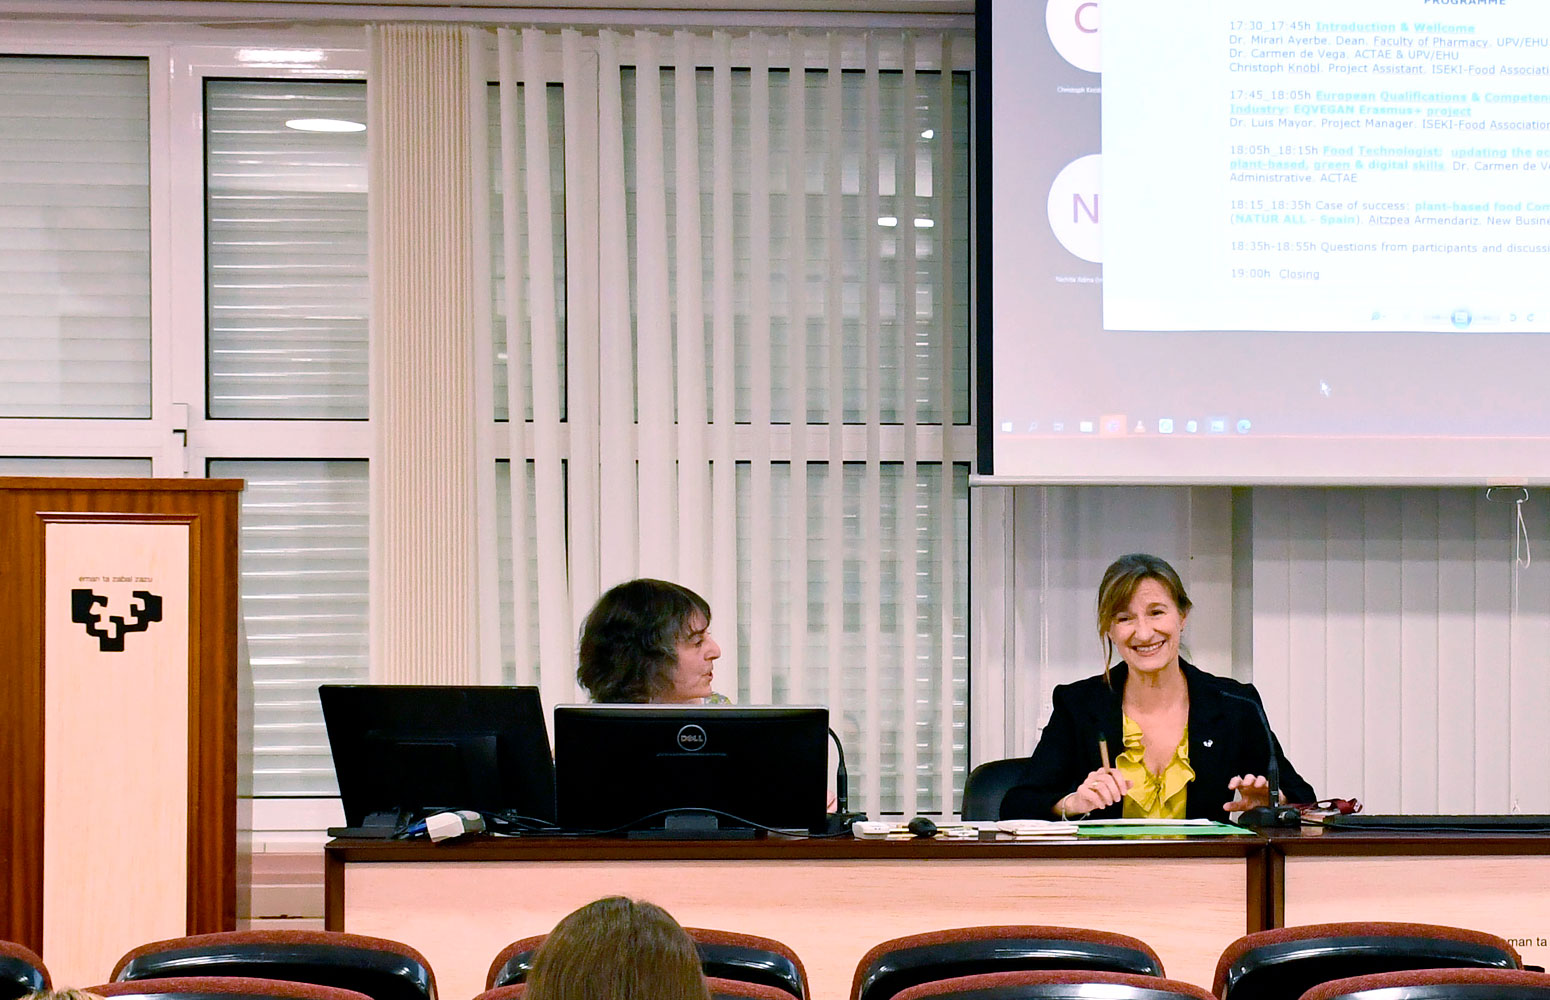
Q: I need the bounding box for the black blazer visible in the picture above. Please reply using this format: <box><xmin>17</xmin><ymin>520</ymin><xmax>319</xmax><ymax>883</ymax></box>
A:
<box><xmin>1003</xmin><ymin>659</ymin><xmax>1316</xmax><ymax>821</ymax></box>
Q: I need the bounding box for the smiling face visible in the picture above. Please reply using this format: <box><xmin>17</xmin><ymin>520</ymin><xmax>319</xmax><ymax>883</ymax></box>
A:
<box><xmin>1106</xmin><ymin>577</ymin><xmax>1186</xmax><ymax>676</ymax></box>
<box><xmin>663</xmin><ymin>613</ymin><xmax>721</xmax><ymax>702</ymax></box>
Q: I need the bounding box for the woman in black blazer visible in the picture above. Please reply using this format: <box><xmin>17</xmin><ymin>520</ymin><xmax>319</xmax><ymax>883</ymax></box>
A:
<box><xmin>1008</xmin><ymin>553</ymin><xmax>1314</xmax><ymax>821</ymax></box>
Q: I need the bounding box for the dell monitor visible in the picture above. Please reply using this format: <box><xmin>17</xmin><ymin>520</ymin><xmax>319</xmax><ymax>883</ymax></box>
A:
<box><xmin>553</xmin><ymin>704</ymin><xmax>829</xmax><ymax>838</ymax></box>
<box><xmin>320</xmin><ymin>684</ymin><xmax>556</xmax><ymax>836</ymax></box>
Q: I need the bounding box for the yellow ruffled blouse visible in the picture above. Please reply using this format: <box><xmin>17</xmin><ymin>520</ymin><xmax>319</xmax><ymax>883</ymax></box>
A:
<box><xmin>1115</xmin><ymin>715</ymin><xmax>1195</xmax><ymax>819</ymax></box>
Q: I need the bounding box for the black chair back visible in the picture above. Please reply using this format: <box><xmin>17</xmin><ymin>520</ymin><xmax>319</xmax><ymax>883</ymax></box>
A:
<box><xmin>115</xmin><ymin>934</ymin><xmax>435</xmax><ymax>1000</ymax></box>
<box><xmin>0</xmin><ymin>942</ymin><xmax>49</xmax><ymax>1000</ymax></box>
<box><xmin>1219</xmin><ymin>933</ymin><xmax>1520</xmax><ymax>1000</ymax></box>
<box><xmin>697</xmin><ymin>939</ymin><xmax>806</xmax><ymax>1000</ymax></box>
<box><xmin>855</xmin><ymin>932</ymin><xmax>1163</xmax><ymax>1000</ymax></box>
<box><xmin>960</xmin><ymin>760</ymin><xmax>1034</xmax><ymax>822</ymax></box>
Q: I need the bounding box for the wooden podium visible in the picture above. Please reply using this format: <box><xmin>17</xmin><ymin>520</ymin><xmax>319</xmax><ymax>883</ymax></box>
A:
<box><xmin>0</xmin><ymin>477</ymin><xmax>243</xmax><ymax>985</ymax></box>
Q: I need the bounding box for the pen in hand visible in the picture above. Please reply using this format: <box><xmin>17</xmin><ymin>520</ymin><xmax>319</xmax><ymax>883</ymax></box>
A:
<box><xmin>1099</xmin><ymin>737</ymin><xmax>1111</xmax><ymax>770</ymax></box>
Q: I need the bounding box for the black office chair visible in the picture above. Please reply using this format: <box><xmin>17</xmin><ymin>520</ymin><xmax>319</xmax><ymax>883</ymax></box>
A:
<box><xmin>1214</xmin><ymin>922</ymin><xmax>1521</xmax><ymax>1000</ymax></box>
<box><xmin>892</xmin><ymin>970</ymin><xmax>1213</xmax><ymax>1000</ymax></box>
<box><xmin>961</xmin><ymin>759</ymin><xmax>1034</xmax><ymax>821</ymax></box>
<box><xmin>113</xmin><ymin>931</ymin><xmax>437</xmax><ymax>1000</ymax></box>
<box><xmin>1301</xmin><ymin>968</ymin><xmax>1550</xmax><ymax>1000</ymax></box>
<box><xmin>851</xmin><ymin>926</ymin><xmax>1165</xmax><ymax>1000</ymax></box>
<box><xmin>0</xmin><ymin>940</ymin><xmax>48</xmax><ymax>1000</ymax></box>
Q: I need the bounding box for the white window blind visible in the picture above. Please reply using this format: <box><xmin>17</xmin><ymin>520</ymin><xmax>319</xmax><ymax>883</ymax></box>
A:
<box><xmin>211</xmin><ymin>459</ymin><xmax>370</xmax><ymax>797</ymax></box>
<box><xmin>0</xmin><ymin>457</ymin><xmax>151</xmax><ymax>476</ymax></box>
<box><xmin>205</xmin><ymin>79</ymin><xmax>368</xmax><ymax>419</ymax></box>
<box><xmin>490</xmin><ymin>29</ymin><xmax>974</xmax><ymax>817</ymax></box>
<box><xmin>0</xmin><ymin>56</ymin><xmax>150</xmax><ymax>418</ymax></box>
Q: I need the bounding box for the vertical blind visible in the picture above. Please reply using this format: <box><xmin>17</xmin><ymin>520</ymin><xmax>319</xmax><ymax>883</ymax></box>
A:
<box><xmin>0</xmin><ymin>56</ymin><xmax>150</xmax><ymax>418</ymax></box>
<box><xmin>205</xmin><ymin>79</ymin><xmax>368</xmax><ymax>419</ymax></box>
<box><xmin>490</xmin><ymin>29</ymin><xmax>973</xmax><ymax>816</ymax></box>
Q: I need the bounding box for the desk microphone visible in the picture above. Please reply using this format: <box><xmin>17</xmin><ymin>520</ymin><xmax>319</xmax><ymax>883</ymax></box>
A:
<box><xmin>827</xmin><ymin>727</ymin><xmax>868</xmax><ymax>833</ymax></box>
<box><xmin>1219</xmin><ymin>689</ymin><xmax>1300</xmax><ymax>828</ymax></box>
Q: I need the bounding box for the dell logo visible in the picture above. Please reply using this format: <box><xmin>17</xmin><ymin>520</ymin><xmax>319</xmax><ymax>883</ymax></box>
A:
<box><xmin>676</xmin><ymin>724</ymin><xmax>708</xmax><ymax>752</ymax></box>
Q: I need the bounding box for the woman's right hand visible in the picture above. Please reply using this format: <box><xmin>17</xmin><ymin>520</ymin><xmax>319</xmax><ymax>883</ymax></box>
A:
<box><xmin>1056</xmin><ymin>767</ymin><xmax>1133</xmax><ymax>818</ymax></box>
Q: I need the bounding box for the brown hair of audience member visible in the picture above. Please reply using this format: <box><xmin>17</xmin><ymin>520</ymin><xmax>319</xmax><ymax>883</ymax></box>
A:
<box><xmin>25</xmin><ymin>991</ymin><xmax>105</xmax><ymax>1000</ymax></box>
<box><xmin>525</xmin><ymin>896</ymin><xmax>710</xmax><ymax>1000</ymax></box>
<box><xmin>1095</xmin><ymin>552</ymin><xmax>1193</xmax><ymax>685</ymax></box>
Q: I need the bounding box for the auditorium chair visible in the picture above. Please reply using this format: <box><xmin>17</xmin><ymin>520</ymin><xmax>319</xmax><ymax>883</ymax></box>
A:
<box><xmin>1300</xmin><ymin>968</ymin><xmax>1550</xmax><ymax>1000</ymax></box>
<box><xmin>960</xmin><ymin>759</ymin><xmax>1034</xmax><ymax>821</ymax></box>
<box><xmin>892</xmin><ymin>970</ymin><xmax>1216</xmax><ymax>1000</ymax></box>
<box><xmin>92</xmin><ymin>977</ymin><xmax>374</xmax><ymax>1000</ymax></box>
<box><xmin>0</xmin><ymin>940</ymin><xmax>48</xmax><ymax>1000</ymax></box>
<box><xmin>851</xmin><ymin>926</ymin><xmax>1165</xmax><ymax>1000</ymax></box>
<box><xmin>112</xmin><ymin>931</ymin><xmax>436</xmax><ymax>1000</ymax></box>
<box><xmin>488</xmin><ymin>927</ymin><xmax>808</xmax><ymax>999</ymax></box>
<box><xmin>1214</xmin><ymin>922</ymin><xmax>1522</xmax><ymax>1000</ymax></box>
<box><xmin>485</xmin><ymin>938</ymin><xmax>546</xmax><ymax>990</ymax></box>
<box><xmin>471</xmin><ymin>987</ymin><xmax>524</xmax><ymax>1000</ymax></box>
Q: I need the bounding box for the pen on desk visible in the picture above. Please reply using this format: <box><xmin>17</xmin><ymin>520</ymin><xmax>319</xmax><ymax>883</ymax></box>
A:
<box><xmin>1098</xmin><ymin>737</ymin><xmax>1111</xmax><ymax>770</ymax></box>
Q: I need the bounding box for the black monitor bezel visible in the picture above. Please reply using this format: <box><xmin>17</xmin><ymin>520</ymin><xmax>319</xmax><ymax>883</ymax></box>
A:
<box><xmin>320</xmin><ymin>684</ymin><xmax>556</xmax><ymax>827</ymax></box>
<box><xmin>553</xmin><ymin>703</ymin><xmax>829</xmax><ymax>835</ymax></box>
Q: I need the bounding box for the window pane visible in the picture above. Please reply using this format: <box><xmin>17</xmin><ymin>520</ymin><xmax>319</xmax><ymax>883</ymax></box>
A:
<box><xmin>0</xmin><ymin>56</ymin><xmax>150</xmax><ymax>418</ymax></box>
<box><xmin>490</xmin><ymin>82</ymin><xmax>567</xmax><ymax>423</ymax></box>
<box><xmin>206</xmin><ymin>80</ymin><xmax>368</xmax><ymax>419</ymax></box>
<box><xmin>211</xmin><ymin>459</ymin><xmax>369</xmax><ymax>796</ymax></box>
<box><xmin>0</xmin><ymin>457</ymin><xmax>151</xmax><ymax>476</ymax></box>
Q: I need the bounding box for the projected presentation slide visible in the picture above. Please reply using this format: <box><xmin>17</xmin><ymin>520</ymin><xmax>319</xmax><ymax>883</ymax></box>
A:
<box><xmin>1103</xmin><ymin>3</ymin><xmax>1550</xmax><ymax>333</ymax></box>
<box><xmin>988</xmin><ymin>0</ymin><xmax>1550</xmax><ymax>483</ymax></box>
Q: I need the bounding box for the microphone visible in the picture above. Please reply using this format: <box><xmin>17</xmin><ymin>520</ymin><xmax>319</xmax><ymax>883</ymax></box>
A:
<box><xmin>826</xmin><ymin>727</ymin><xmax>868</xmax><ymax>833</ymax></box>
<box><xmin>1218</xmin><ymin>689</ymin><xmax>1301</xmax><ymax>828</ymax></box>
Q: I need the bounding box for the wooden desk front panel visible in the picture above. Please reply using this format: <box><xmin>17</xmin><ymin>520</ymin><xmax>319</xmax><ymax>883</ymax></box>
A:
<box><xmin>1284</xmin><ymin>854</ymin><xmax>1550</xmax><ymax>970</ymax></box>
<box><xmin>343</xmin><ymin>856</ymin><xmax>1246</xmax><ymax>1000</ymax></box>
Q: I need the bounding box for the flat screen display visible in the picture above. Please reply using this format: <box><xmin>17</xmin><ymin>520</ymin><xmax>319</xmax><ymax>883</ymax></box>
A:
<box><xmin>553</xmin><ymin>704</ymin><xmax>829</xmax><ymax>836</ymax></box>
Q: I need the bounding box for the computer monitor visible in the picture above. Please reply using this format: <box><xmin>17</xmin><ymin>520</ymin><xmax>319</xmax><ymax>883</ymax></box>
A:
<box><xmin>320</xmin><ymin>684</ymin><xmax>556</xmax><ymax>835</ymax></box>
<box><xmin>553</xmin><ymin>704</ymin><xmax>829</xmax><ymax>838</ymax></box>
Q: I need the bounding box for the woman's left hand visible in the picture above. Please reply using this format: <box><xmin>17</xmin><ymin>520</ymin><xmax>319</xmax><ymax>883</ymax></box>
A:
<box><xmin>1223</xmin><ymin>773</ymin><xmax>1282</xmax><ymax>812</ymax></box>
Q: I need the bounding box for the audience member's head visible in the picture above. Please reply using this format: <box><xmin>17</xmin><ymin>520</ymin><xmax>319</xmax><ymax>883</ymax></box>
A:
<box><xmin>577</xmin><ymin>578</ymin><xmax>719</xmax><ymax>703</ymax></box>
<box><xmin>24</xmin><ymin>991</ymin><xmax>105</xmax><ymax>1000</ymax></box>
<box><xmin>525</xmin><ymin>896</ymin><xmax>710</xmax><ymax>1000</ymax></box>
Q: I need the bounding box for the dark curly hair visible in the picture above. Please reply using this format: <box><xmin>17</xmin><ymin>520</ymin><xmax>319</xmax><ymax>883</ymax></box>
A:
<box><xmin>577</xmin><ymin>578</ymin><xmax>712</xmax><ymax>703</ymax></box>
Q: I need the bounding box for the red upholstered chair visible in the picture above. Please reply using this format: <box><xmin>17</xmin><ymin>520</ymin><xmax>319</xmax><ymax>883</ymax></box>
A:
<box><xmin>90</xmin><ymin>976</ymin><xmax>375</xmax><ymax>1000</ymax></box>
<box><xmin>0</xmin><ymin>940</ymin><xmax>49</xmax><ymax>1000</ymax></box>
<box><xmin>706</xmin><ymin>978</ymin><xmax>801</xmax><ymax>1000</ymax></box>
<box><xmin>112</xmin><ymin>931</ymin><xmax>436</xmax><ymax>1000</ymax></box>
<box><xmin>485</xmin><ymin>937</ymin><xmax>547</xmax><ymax>990</ymax></box>
<box><xmin>893</xmin><ymin>971</ymin><xmax>1215</xmax><ymax>1000</ymax></box>
<box><xmin>1299</xmin><ymin>968</ymin><xmax>1550</xmax><ymax>1000</ymax></box>
<box><xmin>489</xmin><ymin>927</ymin><xmax>807</xmax><ymax>999</ymax></box>
<box><xmin>471</xmin><ymin>986</ymin><xmax>526</xmax><ymax>1000</ymax></box>
<box><xmin>851</xmin><ymin>926</ymin><xmax>1165</xmax><ymax>1000</ymax></box>
<box><xmin>683</xmin><ymin>928</ymin><xmax>809</xmax><ymax>1000</ymax></box>
<box><xmin>1214</xmin><ymin>923</ymin><xmax>1522</xmax><ymax>1000</ymax></box>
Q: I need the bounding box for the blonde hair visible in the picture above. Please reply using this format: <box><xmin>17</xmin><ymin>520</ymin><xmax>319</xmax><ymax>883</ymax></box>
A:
<box><xmin>1095</xmin><ymin>553</ymin><xmax>1192</xmax><ymax>683</ymax></box>
<box><xmin>526</xmin><ymin>896</ymin><xmax>710</xmax><ymax>1000</ymax></box>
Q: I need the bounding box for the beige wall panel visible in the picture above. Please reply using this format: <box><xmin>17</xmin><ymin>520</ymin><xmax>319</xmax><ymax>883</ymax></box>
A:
<box><xmin>43</xmin><ymin>521</ymin><xmax>190</xmax><ymax>985</ymax></box>
<box><xmin>345</xmin><ymin>857</ymin><xmax>1246</xmax><ymax>998</ymax></box>
<box><xmin>1285</xmin><ymin>855</ymin><xmax>1550</xmax><ymax>970</ymax></box>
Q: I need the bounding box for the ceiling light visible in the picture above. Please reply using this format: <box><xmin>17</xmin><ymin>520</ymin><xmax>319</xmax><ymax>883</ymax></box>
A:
<box><xmin>286</xmin><ymin>118</ymin><xmax>366</xmax><ymax>133</ymax></box>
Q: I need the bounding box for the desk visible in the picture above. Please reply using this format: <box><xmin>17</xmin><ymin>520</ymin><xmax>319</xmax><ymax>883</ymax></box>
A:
<box><xmin>325</xmin><ymin>837</ymin><xmax>1264</xmax><ymax>1000</ymax></box>
<box><xmin>1269</xmin><ymin>828</ymin><xmax>1550</xmax><ymax>970</ymax></box>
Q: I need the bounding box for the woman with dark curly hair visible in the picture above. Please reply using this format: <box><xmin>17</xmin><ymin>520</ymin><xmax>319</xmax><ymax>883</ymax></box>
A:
<box><xmin>576</xmin><ymin>578</ymin><xmax>729</xmax><ymax>704</ymax></box>
<box><xmin>525</xmin><ymin>896</ymin><xmax>710</xmax><ymax>1000</ymax></box>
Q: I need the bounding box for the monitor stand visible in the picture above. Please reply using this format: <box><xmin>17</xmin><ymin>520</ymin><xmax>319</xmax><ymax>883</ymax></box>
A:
<box><xmin>627</xmin><ymin>812</ymin><xmax>758</xmax><ymax>841</ymax></box>
<box><xmin>327</xmin><ymin>809</ymin><xmax>404</xmax><ymax>839</ymax></box>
